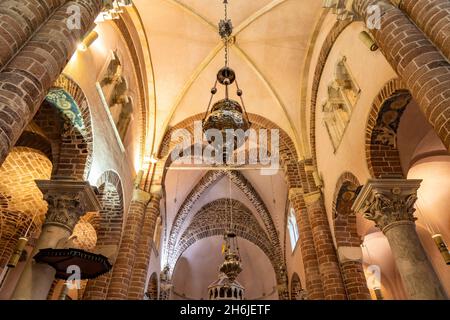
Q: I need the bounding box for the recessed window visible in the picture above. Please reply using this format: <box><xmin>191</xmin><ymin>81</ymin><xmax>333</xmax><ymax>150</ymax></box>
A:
<box><xmin>287</xmin><ymin>207</ymin><xmax>299</xmax><ymax>251</ymax></box>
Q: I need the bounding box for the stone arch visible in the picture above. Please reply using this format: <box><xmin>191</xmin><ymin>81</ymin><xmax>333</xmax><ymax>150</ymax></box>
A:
<box><xmin>82</xmin><ymin>170</ymin><xmax>124</xmax><ymax>300</ymax></box>
<box><xmin>171</xmin><ymin>198</ymin><xmax>282</xmax><ymax>285</ymax></box>
<box><xmin>332</xmin><ymin>172</ymin><xmax>371</xmax><ymax>300</ymax></box>
<box><xmin>165</xmin><ymin>170</ymin><xmax>283</xmax><ymax>276</ymax></box>
<box><xmin>145</xmin><ymin>272</ymin><xmax>158</xmax><ymax>300</ymax></box>
<box><xmin>365</xmin><ymin>79</ymin><xmax>412</xmax><ymax>178</ymax></box>
<box><xmin>290</xmin><ymin>273</ymin><xmax>305</xmax><ymax>300</ymax></box>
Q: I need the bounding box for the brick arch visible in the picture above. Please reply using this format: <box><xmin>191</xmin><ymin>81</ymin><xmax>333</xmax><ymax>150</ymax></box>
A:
<box><xmin>50</xmin><ymin>73</ymin><xmax>94</xmax><ymax>179</ymax></box>
<box><xmin>290</xmin><ymin>272</ymin><xmax>305</xmax><ymax>300</ymax></box>
<box><xmin>15</xmin><ymin>130</ymin><xmax>52</xmax><ymax>161</ymax></box>
<box><xmin>332</xmin><ymin>172</ymin><xmax>361</xmax><ymax>248</ymax></box>
<box><xmin>145</xmin><ymin>272</ymin><xmax>158</xmax><ymax>300</ymax></box>
<box><xmin>165</xmin><ymin>170</ymin><xmax>283</xmax><ymax>276</ymax></box>
<box><xmin>365</xmin><ymin>79</ymin><xmax>412</xmax><ymax>178</ymax></box>
<box><xmin>82</xmin><ymin>170</ymin><xmax>124</xmax><ymax>300</ymax></box>
<box><xmin>171</xmin><ymin>198</ymin><xmax>283</xmax><ymax>285</ymax></box>
<box><xmin>152</xmin><ymin>113</ymin><xmax>301</xmax><ymax>190</ymax></box>
<box><xmin>332</xmin><ymin>172</ymin><xmax>371</xmax><ymax>300</ymax></box>
<box><xmin>0</xmin><ymin>147</ymin><xmax>52</xmax><ymax>267</ymax></box>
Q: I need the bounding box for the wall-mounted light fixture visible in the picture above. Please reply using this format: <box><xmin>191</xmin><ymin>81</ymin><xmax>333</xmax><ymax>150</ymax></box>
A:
<box><xmin>77</xmin><ymin>30</ymin><xmax>99</xmax><ymax>51</ymax></box>
<box><xmin>359</xmin><ymin>31</ymin><xmax>379</xmax><ymax>52</ymax></box>
<box><xmin>432</xmin><ymin>234</ymin><xmax>450</xmax><ymax>265</ymax></box>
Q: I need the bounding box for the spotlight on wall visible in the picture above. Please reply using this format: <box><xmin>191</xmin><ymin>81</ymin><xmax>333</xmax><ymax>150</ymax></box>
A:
<box><xmin>432</xmin><ymin>234</ymin><xmax>450</xmax><ymax>265</ymax></box>
<box><xmin>359</xmin><ymin>31</ymin><xmax>379</xmax><ymax>51</ymax></box>
<box><xmin>77</xmin><ymin>30</ymin><xmax>99</xmax><ymax>52</ymax></box>
<box><xmin>7</xmin><ymin>237</ymin><xmax>28</xmax><ymax>268</ymax></box>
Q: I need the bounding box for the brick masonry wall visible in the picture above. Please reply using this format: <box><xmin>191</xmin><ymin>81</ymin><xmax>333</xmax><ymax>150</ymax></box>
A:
<box><xmin>401</xmin><ymin>0</ymin><xmax>450</xmax><ymax>60</ymax></box>
<box><xmin>353</xmin><ymin>0</ymin><xmax>450</xmax><ymax>151</ymax></box>
<box><xmin>0</xmin><ymin>0</ymin><xmax>102</xmax><ymax>166</ymax></box>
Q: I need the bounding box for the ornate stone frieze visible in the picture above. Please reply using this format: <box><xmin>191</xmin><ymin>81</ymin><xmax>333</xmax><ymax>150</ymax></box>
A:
<box><xmin>351</xmin><ymin>178</ymin><xmax>422</xmax><ymax>232</ymax></box>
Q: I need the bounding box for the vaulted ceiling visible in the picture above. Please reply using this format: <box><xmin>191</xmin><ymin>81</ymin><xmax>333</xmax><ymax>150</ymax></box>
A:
<box><xmin>131</xmin><ymin>0</ymin><xmax>325</xmax><ymax>299</ymax></box>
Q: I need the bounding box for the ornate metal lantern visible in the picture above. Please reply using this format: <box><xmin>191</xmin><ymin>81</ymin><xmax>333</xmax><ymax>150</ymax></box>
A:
<box><xmin>208</xmin><ymin>232</ymin><xmax>245</xmax><ymax>300</ymax></box>
<box><xmin>202</xmin><ymin>0</ymin><xmax>251</xmax><ymax>159</ymax></box>
<box><xmin>219</xmin><ymin>231</ymin><xmax>242</xmax><ymax>281</ymax></box>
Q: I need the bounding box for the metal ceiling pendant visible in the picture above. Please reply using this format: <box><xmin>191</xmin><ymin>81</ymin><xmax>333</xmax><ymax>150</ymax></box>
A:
<box><xmin>208</xmin><ymin>232</ymin><xmax>245</xmax><ymax>300</ymax></box>
<box><xmin>202</xmin><ymin>0</ymin><xmax>251</xmax><ymax>160</ymax></box>
<box><xmin>219</xmin><ymin>231</ymin><xmax>242</xmax><ymax>281</ymax></box>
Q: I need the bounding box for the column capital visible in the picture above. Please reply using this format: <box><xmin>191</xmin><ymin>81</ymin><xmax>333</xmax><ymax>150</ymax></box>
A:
<box><xmin>303</xmin><ymin>190</ymin><xmax>322</xmax><ymax>205</ymax></box>
<box><xmin>36</xmin><ymin>180</ymin><xmax>101</xmax><ymax>232</ymax></box>
<box><xmin>288</xmin><ymin>188</ymin><xmax>303</xmax><ymax>201</ymax></box>
<box><xmin>352</xmin><ymin>178</ymin><xmax>422</xmax><ymax>232</ymax></box>
<box><xmin>132</xmin><ymin>188</ymin><xmax>151</xmax><ymax>203</ymax></box>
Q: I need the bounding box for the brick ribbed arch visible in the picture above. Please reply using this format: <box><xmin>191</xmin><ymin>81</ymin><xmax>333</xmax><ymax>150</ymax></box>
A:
<box><xmin>151</xmin><ymin>113</ymin><xmax>302</xmax><ymax>190</ymax></box>
<box><xmin>172</xmin><ymin>198</ymin><xmax>281</xmax><ymax>284</ymax></box>
<box><xmin>165</xmin><ymin>170</ymin><xmax>283</xmax><ymax>273</ymax></box>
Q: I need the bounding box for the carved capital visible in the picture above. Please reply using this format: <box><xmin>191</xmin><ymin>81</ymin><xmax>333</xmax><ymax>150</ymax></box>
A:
<box><xmin>288</xmin><ymin>188</ymin><xmax>303</xmax><ymax>201</ymax></box>
<box><xmin>36</xmin><ymin>180</ymin><xmax>101</xmax><ymax>232</ymax></box>
<box><xmin>352</xmin><ymin>179</ymin><xmax>421</xmax><ymax>232</ymax></box>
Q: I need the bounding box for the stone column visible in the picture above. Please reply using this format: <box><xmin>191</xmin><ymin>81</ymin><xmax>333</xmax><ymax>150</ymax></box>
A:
<box><xmin>398</xmin><ymin>0</ymin><xmax>450</xmax><ymax>60</ymax></box>
<box><xmin>128</xmin><ymin>187</ymin><xmax>162</xmax><ymax>300</ymax></box>
<box><xmin>106</xmin><ymin>188</ymin><xmax>150</xmax><ymax>300</ymax></box>
<box><xmin>328</xmin><ymin>0</ymin><xmax>450</xmax><ymax>151</ymax></box>
<box><xmin>0</xmin><ymin>0</ymin><xmax>102</xmax><ymax>165</ymax></box>
<box><xmin>337</xmin><ymin>246</ymin><xmax>371</xmax><ymax>300</ymax></box>
<box><xmin>352</xmin><ymin>178</ymin><xmax>448</xmax><ymax>300</ymax></box>
<box><xmin>11</xmin><ymin>180</ymin><xmax>100</xmax><ymax>300</ymax></box>
<box><xmin>288</xmin><ymin>188</ymin><xmax>324</xmax><ymax>299</ymax></box>
<box><xmin>304</xmin><ymin>191</ymin><xmax>347</xmax><ymax>299</ymax></box>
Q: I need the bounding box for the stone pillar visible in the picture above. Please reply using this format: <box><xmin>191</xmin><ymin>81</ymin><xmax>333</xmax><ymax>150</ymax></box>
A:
<box><xmin>11</xmin><ymin>180</ymin><xmax>100</xmax><ymax>300</ymax></box>
<box><xmin>128</xmin><ymin>188</ymin><xmax>162</xmax><ymax>300</ymax></box>
<box><xmin>0</xmin><ymin>0</ymin><xmax>67</xmax><ymax>68</ymax></box>
<box><xmin>304</xmin><ymin>191</ymin><xmax>347</xmax><ymax>299</ymax></box>
<box><xmin>288</xmin><ymin>188</ymin><xmax>324</xmax><ymax>299</ymax></box>
<box><xmin>337</xmin><ymin>246</ymin><xmax>371</xmax><ymax>300</ymax></box>
<box><xmin>399</xmin><ymin>0</ymin><xmax>450</xmax><ymax>60</ymax></box>
<box><xmin>328</xmin><ymin>0</ymin><xmax>450</xmax><ymax>151</ymax></box>
<box><xmin>352</xmin><ymin>178</ymin><xmax>448</xmax><ymax>300</ymax></box>
<box><xmin>0</xmin><ymin>0</ymin><xmax>102</xmax><ymax>166</ymax></box>
<box><xmin>106</xmin><ymin>188</ymin><xmax>150</xmax><ymax>300</ymax></box>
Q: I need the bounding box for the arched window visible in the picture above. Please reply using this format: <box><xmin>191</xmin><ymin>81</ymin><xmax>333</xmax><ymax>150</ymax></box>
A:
<box><xmin>287</xmin><ymin>207</ymin><xmax>299</xmax><ymax>251</ymax></box>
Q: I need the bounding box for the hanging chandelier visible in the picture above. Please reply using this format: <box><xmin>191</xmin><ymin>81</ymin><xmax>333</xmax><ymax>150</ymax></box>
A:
<box><xmin>208</xmin><ymin>231</ymin><xmax>245</xmax><ymax>300</ymax></box>
<box><xmin>202</xmin><ymin>0</ymin><xmax>251</xmax><ymax>160</ymax></box>
<box><xmin>219</xmin><ymin>231</ymin><xmax>242</xmax><ymax>281</ymax></box>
